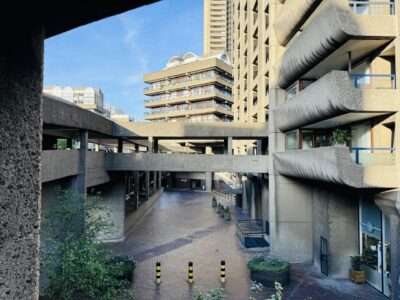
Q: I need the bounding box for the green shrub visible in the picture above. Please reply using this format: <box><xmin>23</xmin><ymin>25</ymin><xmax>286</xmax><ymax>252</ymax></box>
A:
<box><xmin>41</xmin><ymin>189</ymin><xmax>135</xmax><ymax>300</ymax></box>
<box><xmin>247</xmin><ymin>257</ymin><xmax>289</xmax><ymax>273</ymax></box>
<box><xmin>193</xmin><ymin>288</ymin><xmax>225</xmax><ymax>300</ymax></box>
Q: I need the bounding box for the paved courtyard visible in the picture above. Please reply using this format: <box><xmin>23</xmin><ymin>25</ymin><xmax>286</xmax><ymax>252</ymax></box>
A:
<box><xmin>111</xmin><ymin>191</ymin><xmax>387</xmax><ymax>300</ymax></box>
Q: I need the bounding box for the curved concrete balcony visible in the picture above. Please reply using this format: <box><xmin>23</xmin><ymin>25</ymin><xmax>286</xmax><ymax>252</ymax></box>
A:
<box><xmin>144</xmin><ymin>76</ymin><xmax>233</xmax><ymax>96</ymax></box>
<box><xmin>274</xmin><ymin>146</ymin><xmax>398</xmax><ymax>188</ymax></box>
<box><xmin>278</xmin><ymin>0</ymin><xmax>396</xmax><ymax>89</ymax></box>
<box><xmin>274</xmin><ymin>71</ymin><xmax>400</xmax><ymax>132</ymax></box>
<box><xmin>144</xmin><ymin>106</ymin><xmax>233</xmax><ymax>121</ymax></box>
<box><xmin>275</xmin><ymin>0</ymin><xmax>323</xmax><ymax>46</ymax></box>
<box><xmin>144</xmin><ymin>90</ymin><xmax>232</xmax><ymax>108</ymax></box>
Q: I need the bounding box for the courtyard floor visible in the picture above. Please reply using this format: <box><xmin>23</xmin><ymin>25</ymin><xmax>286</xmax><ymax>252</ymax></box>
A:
<box><xmin>110</xmin><ymin>191</ymin><xmax>387</xmax><ymax>300</ymax></box>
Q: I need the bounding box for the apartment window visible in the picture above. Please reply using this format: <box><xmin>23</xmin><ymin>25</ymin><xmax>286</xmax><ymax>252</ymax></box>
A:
<box><xmin>286</xmin><ymin>131</ymin><xmax>299</xmax><ymax>150</ymax></box>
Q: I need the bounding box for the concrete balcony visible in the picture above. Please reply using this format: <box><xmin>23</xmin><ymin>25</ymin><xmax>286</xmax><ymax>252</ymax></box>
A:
<box><xmin>278</xmin><ymin>0</ymin><xmax>396</xmax><ymax>89</ymax></box>
<box><xmin>144</xmin><ymin>76</ymin><xmax>233</xmax><ymax>96</ymax></box>
<box><xmin>274</xmin><ymin>71</ymin><xmax>400</xmax><ymax>132</ymax></box>
<box><xmin>274</xmin><ymin>146</ymin><xmax>399</xmax><ymax>188</ymax></box>
<box><xmin>144</xmin><ymin>89</ymin><xmax>232</xmax><ymax>108</ymax></box>
<box><xmin>144</xmin><ymin>105</ymin><xmax>233</xmax><ymax>121</ymax></box>
<box><xmin>275</xmin><ymin>0</ymin><xmax>323</xmax><ymax>46</ymax></box>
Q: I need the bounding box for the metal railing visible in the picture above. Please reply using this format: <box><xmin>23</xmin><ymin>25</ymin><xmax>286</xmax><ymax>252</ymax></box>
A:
<box><xmin>236</xmin><ymin>219</ymin><xmax>264</xmax><ymax>237</ymax></box>
<box><xmin>144</xmin><ymin>74</ymin><xmax>233</xmax><ymax>92</ymax></box>
<box><xmin>349</xmin><ymin>1</ymin><xmax>395</xmax><ymax>15</ymax></box>
<box><xmin>350</xmin><ymin>73</ymin><xmax>396</xmax><ymax>89</ymax></box>
<box><xmin>351</xmin><ymin>147</ymin><xmax>395</xmax><ymax>165</ymax></box>
<box><xmin>144</xmin><ymin>102</ymin><xmax>232</xmax><ymax>116</ymax></box>
<box><xmin>144</xmin><ymin>88</ymin><xmax>232</xmax><ymax>104</ymax></box>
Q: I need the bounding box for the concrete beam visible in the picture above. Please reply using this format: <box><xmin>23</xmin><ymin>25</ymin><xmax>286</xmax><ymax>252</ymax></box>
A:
<box><xmin>106</xmin><ymin>153</ymin><xmax>269</xmax><ymax>173</ymax></box>
<box><xmin>114</xmin><ymin>121</ymin><xmax>268</xmax><ymax>139</ymax></box>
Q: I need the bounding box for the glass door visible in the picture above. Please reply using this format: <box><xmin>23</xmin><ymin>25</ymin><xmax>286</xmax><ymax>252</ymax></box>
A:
<box><xmin>360</xmin><ymin>199</ymin><xmax>383</xmax><ymax>291</ymax></box>
<box><xmin>383</xmin><ymin>215</ymin><xmax>391</xmax><ymax>297</ymax></box>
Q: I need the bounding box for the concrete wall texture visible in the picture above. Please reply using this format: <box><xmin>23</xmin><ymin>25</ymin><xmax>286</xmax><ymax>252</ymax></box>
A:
<box><xmin>0</xmin><ymin>27</ymin><xmax>44</xmax><ymax>299</ymax></box>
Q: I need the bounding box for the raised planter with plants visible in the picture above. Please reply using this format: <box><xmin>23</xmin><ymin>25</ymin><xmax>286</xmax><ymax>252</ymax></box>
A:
<box><xmin>247</xmin><ymin>257</ymin><xmax>290</xmax><ymax>287</ymax></box>
<box><xmin>331</xmin><ymin>128</ymin><xmax>351</xmax><ymax>146</ymax></box>
<box><xmin>350</xmin><ymin>256</ymin><xmax>366</xmax><ymax>284</ymax></box>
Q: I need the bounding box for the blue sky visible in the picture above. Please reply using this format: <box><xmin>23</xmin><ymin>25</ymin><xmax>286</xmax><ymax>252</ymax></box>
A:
<box><xmin>44</xmin><ymin>0</ymin><xmax>203</xmax><ymax>120</ymax></box>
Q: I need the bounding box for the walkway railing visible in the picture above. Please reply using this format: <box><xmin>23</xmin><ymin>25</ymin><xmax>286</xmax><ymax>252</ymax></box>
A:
<box><xmin>351</xmin><ymin>147</ymin><xmax>395</xmax><ymax>165</ymax></box>
<box><xmin>349</xmin><ymin>1</ymin><xmax>395</xmax><ymax>15</ymax></box>
<box><xmin>350</xmin><ymin>73</ymin><xmax>396</xmax><ymax>89</ymax></box>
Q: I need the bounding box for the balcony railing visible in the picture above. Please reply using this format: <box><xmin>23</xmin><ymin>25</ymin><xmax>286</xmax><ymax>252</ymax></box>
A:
<box><xmin>351</xmin><ymin>73</ymin><xmax>396</xmax><ymax>89</ymax></box>
<box><xmin>144</xmin><ymin>102</ymin><xmax>232</xmax><ymax>116</ymax></box>
<box><xmin>144</xmin><ymin>74</ymin><xmax>233</xmax><ymax>92</ymax></box>
<box><xmin>349</xmin><ymin>1</ymin><xmax>395</xmax><ymax>15</ymax></box>
<box><xmin>144</xmin><ymin>88</ymin><xmax>232</xmax><ymax>104</ymax></box>
<box><xmin>351</xmin><ymin>147</ymin><xmax>395</xmax><ymax>165</ymax></box>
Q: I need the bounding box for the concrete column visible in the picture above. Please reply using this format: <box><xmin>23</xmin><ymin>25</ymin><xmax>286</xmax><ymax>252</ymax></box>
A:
<box><xmin>205</xmin><ymin>146</ymin><xmax>213</xmax><ymax>154</ymax></box>
<box><xmin>134</xmin><ymin>143</ymin><xmax>139</xmax><ymax>152</ymax></box>
<box><xmin>390</xmin><ymin>215</ymin><xmax>400</xmax><ymax>300</ymax></box>
<box><xmin>117</xmin><ymin>138</ymin><xmax>123</xmax><ymax>153</ymax></box>
<box><xmin>158</xmin><ymin>171</ymin><xmax>162</xmax><ymax>188</ymax></box>
<box><xmin>148</xmin><ymin>137</ymin><xmax>158</xmax><ymax>153</ymax></box>
<box><xmin>134</xmin><ymin>172</ymin><xmax>140</xmax><ymax>209</ymax></box>
<box><xmin>70</xmin><ymin>130</ymin><xmax>88</xmax><ymax>234</ymax></box>
<box><xmin>224</xmin><ymin>137</ymin><xmax>233</xmax><ymax>154</ymax></box>
<box><xmin>145</xmin><ymin>171</ymin><xmax>150</xmax><ymax>200</ymax></box>
<box><xmin>152</xmin><ymin>171</ymin><xmax>157</xmax><ymax>192</ymax></box>
<box><xmin>205</xmin><ymin>172</ymin><xmax>213</xmax><ymax>192</ymax></box>
<box><xmin>0</xmin><ymin>26</ymin><xmax>44</xmax><ymax>299</ymax></box>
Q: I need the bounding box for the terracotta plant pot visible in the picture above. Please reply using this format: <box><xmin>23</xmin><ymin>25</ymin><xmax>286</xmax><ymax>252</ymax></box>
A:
<box><xmin>350</xmin><ymin>270</ymin><xmax>366</xmax><ymax>284</ymax></box>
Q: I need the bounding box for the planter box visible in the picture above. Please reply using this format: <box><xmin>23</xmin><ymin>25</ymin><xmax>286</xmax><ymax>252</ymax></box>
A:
<box><xmin>350</xmin><ymin>270</ymin><xmax>366</xmax><ymax>284</ymax></box>
<box><xmin>250</xmin><ymin>267</ymin><xmax>290</xmax><ymax>287</ymax></box>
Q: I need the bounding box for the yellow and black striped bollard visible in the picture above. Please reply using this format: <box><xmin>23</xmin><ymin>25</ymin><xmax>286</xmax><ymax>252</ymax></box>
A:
<box><xmin>220</xmin><ymin>260</ymin><xmax>226</xmax><ymax>283</ymax></box>
<box><xmin>188</xmin><ymin>261</ymin><xmax>194</xmax><ymax>284</ymax></box>
<box><xmin>155</xmin><ymin>262</ymin><xmax>161</xmax><ymax>284</ymax></box>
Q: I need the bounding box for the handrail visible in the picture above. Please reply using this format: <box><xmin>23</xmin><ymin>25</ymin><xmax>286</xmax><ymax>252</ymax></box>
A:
<box><xmin>351</xmin><ymin>147</ymin><xmax>395</xmax><ymax>164</ymax></box>
<box><xmin>349</xmin><ymin>0</ymin><xmax>395</xmax><ymax>15</ymax></box>
<box><xmin>350</xmin><ymin>73</ymin><xmax>396</xmax><ymax>89</ymax></box>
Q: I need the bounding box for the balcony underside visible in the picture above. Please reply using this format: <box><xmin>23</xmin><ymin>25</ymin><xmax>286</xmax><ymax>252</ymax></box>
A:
<box><xmin>275</xmin><ymin>71</ymin><xmax>399</xmax><ymax>131</ymax></box>
<box><xmin>275</xmin><ymin>0</ymin><xmax>323</xmax><ymax>46</ymax></box>
<box><xmin>145</xmin><ymin>107</ymin><xmax>233</xmax><ymax>121</ymax></box>
<box><xmin>278</xmin><ymin>0</ymin><xmax>396</xmax><ymax>89</ymax></box>
<box><xmin>274</xmin><ymin>147</ymin><xmax>398</xmax><ymax>189</ymax></box>
<box><xmin>145</xmin><ymin>93</ymin><xmax>232</xmax><ymax>108</ymax></box>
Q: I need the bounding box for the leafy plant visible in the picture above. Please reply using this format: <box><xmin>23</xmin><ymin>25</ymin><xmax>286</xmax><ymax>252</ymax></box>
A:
<box><xmin>193</xmin><ymin>288</ymin><xmax>225</xmax><ymax>300</ymax></box>
<box><xmin>247</xmin><ymin>257</ymin><xmax>289</xmax><ymax>273</ymax></box>
<box><xmin>41</xmin><ymin>189</ymin><xmax>135</xmax><ymax>300</ymax></box>
<box><xmin>331</xmin><ymin>128</ymin><xmax>351</xmax><ymax>146</ymax></box>
<box><xmin>266</xmin><ymin>282</ymin><xmax>284</xmax><ymax>300</ymax></box>
<box><xmin>351</xmin><ymin>256</ymin><xmax>364</xmax><ymax>271</ymax></box>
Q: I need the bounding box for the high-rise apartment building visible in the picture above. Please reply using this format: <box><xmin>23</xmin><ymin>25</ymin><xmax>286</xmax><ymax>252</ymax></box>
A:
<box><xmin>144</xmin><ymin>52</ymin><xmax>233</xmax><ymax>123</ymax></box>
<box><xmin>44</xmin><ymin>86</ymin><xmax>109</xmax><ymax>117</ymax></box>
<box><xmin>203</xmin><ymin>0</ymin><xmax>234</xmax><ymax>59</ymax></box>
<box><xmin>233</xmin><ymin>0</ymin><xmax>400</xmax><ymax>298</ymax></box>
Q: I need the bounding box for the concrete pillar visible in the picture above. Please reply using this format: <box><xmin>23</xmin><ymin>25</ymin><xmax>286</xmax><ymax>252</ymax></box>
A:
<box><xmin>224</xmin><ymin>137</ymin><xmax>233</xmax><ymax>154</ymax></box>
<box><xmin>205</xmin><ymin>172</ymin><xmax>213</xmax><ymax>192</ymax></box>
<box><xmin>117</xmin><ymin>138</ymin><xmax>123</xmax><ymax>153</ymax></box>
<box><xmin>70</xmin><ymin>130</ymin><xmax>88</xmax><ymax>234</ymax></box>
<box><xmin>134</xmin><ymin>143</ymin><xmax>139</xmax><ymax>152</ymax></box>
<box><xmin>158</xmin><ymin>171</ymin><xmax>162</xmax><ymax>188</ymax></box>
<box><xmin>145</xmin><ymin>171</ymin><xmax>150</xmax><ymax>200</ymax></box>
<box><xmin>205</xmin><ymin>146</ymin><xmax>213</xmax><ymax>154</ymax></box>
<box><xmin>152</xmin><ymin>171</ymin><xmax>157</xmax><ymax>192</ymax></box>
<box><xmin>390</xmin><ymin>215</ymin><xmax>400</xmax><ymax>300</ymax></box>
<box><xmin>0</xmin><ymin>26</ymin><xmax>44</xmax><ymax>299</ymax></box>
<box><xmin>148</xmin><ymin>137</ymin><xmax>159</xmax><ymax>153</ymax></box>
<box><xmin>134</xmin><ymin>172</ymin><xmax>140</xmax><ymax>209</ymax></box>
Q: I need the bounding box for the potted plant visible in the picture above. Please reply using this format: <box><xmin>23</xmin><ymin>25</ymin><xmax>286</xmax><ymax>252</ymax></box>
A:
<box><xmin>350</xmin><ymin>256</ymin><xmax>366</xmax><ymax>284</ymax></box>
<box><xmin>212</xmin><ymin>197</ymin><xmax>217</xmax><ymax>208</ymax></box>
<box><xmin>247</xmin><ymin>257</ymin><xmax>290</xmax><ymax>287</ymax></box>
<box><xmin>331</xmin><ymin>128</ymin><xmax>351</xmax><ymax>146</ymax></box>
<box><xmin>223</xmin><ymin>207</ymin><xmax>231</xmax><ymax>221</ymax></box>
